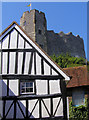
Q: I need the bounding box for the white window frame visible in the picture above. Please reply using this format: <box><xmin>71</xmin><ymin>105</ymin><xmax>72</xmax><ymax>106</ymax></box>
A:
<box><xmin>20</xmin><ymin>81</ymin><xmax>34</xmax><ymax>95</ymax></box>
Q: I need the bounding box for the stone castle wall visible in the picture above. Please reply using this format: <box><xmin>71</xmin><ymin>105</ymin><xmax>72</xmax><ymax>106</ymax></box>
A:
<box><xmin>20</xmin><ymin>9</ymin><xmax>85</xmax><ymax>58</ymax></box>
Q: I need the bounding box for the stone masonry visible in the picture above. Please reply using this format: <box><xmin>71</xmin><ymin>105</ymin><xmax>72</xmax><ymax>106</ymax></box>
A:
<box><xmin>20</xmin><ymin>9</ymin><xmax>85</xmax><ymax>58</ymax></box>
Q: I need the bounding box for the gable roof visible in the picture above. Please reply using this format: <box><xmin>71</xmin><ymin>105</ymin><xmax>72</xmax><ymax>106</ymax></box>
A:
<box><xmin>0</xmin><ymin>21</ymin><xmax>70</xmax><ymax>80</ymax></box>
<box><xmin>64</xmin><ymin>66</ymin><xmax>89</xmax><ymax>88</ymax></box>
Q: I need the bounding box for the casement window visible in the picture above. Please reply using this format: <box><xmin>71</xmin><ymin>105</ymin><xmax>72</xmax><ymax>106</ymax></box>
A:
<box><xmin>20</xmin><ymin>81</ymin><xmax>34</xmax><ymax>94</ymax></box>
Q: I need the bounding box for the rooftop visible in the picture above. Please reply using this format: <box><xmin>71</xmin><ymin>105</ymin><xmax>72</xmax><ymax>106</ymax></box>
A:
<box><xmin>63</xmin><ymin>66</ymin><xmax>89</xmax><ymax>88</ymax></box>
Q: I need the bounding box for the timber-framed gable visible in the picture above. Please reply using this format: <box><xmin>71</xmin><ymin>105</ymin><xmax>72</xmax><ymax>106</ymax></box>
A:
<box><xmin>0</xmin><ymin>22</ymin><xmax>70</xmax><ymax>120</ymax></box>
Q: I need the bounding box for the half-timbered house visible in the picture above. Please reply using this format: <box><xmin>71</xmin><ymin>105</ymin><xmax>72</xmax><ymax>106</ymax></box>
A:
<box><xmin>0</xmin><ymin>22</ymin><xmax>70</xmax><ymax>120</ymax></box>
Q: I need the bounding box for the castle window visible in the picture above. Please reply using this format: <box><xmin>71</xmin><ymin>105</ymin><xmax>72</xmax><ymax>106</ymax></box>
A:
<box><xmin>23</xmin><ymin>21</ymin><xmax>26</xmax><ymax>26</ymax></box>
<box><xmin>38</xmin><ymin>30</ymin><xmax>42</xmax><ymax>35</ymax></box>
<box><xmin>39</xmin><ymin>44</ymin><xmax>43</xmax><ymax>49</ymax></box>
<box><xmin>20</xmin><ymin>81</ymin><xmax>34</xmax><ymax>94</ymax></box>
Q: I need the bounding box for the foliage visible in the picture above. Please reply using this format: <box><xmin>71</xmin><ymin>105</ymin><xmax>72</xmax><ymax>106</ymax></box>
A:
<box><xmin>69</xmin><ymin>99</ymin><xmax>88</xmax><ymax>119</ymax></box>
<box><xmin>87</xmin><ymin>61</ymin><xmax>89</xmax><ymax>72</ymax></box>
<box><xmin>51</xmin><ymin>53</ymin><xmax>87</xmax><ymax>68</ymax></box>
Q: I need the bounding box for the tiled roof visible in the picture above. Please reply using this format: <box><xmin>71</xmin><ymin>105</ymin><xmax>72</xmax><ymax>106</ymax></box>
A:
<box><xmin>63</xmin><ymin>66</ymin><xmax>89</xmax><ymax>88</ymax></box>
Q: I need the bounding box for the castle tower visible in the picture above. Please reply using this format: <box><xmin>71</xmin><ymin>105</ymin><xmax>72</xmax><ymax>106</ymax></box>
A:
<box><xmin>20</xmin><ymin>9</ymin><xmax>47</xmax><ymax>52</ymax></box>
<box><xmin>20</xmin><ymin>9</ymin><xmax>85</xmax><ymax>58</ymax></box>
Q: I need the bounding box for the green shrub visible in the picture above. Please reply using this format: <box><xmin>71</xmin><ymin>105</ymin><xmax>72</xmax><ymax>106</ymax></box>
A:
<box><xmin>51</xmin><ymin>53</ymin><xmax>87</xmax><ymax>68</ymax></box>
<box><xmin>69</xmin><ymin>99</ymin><xmax>88</xmax><ymax>119</ymax></box>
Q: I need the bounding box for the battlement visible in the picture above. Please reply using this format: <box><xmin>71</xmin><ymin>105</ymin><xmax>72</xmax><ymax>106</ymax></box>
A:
<box><xmin>20</xmin><ymin>9</ymin><xmax>85</xmax><ymax>58</ymax></box>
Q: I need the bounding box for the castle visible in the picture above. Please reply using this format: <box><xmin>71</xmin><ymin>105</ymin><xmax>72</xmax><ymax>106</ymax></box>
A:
<box><xmin>20</xmin><ymin>9</ymin><xmax>85</xmax><ymax>58</ymax></box>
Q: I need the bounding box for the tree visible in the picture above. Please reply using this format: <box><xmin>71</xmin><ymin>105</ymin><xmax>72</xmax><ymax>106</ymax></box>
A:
<box><xmin>51</xmin><ymin>53</ymin><xmax>87</xmax><ymax>68</ymax></box>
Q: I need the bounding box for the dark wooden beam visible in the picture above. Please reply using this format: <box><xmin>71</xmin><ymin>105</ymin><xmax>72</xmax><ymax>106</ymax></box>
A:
<box><xmin>0</xmin><ymin>49</ymin><xmax>36</xmax><ymax>52</ymax></box>
<box><xmin>34</xmin><ymin>52</ymin><xmax>36</xmax><ymax>75</ymax></box>
<box><xmin>22</xmin><ymin>52</ymin><xmax>26</xmax><ymax>74</ymax></box>
<box><xmin>50</xmin><ymin>67</ymin><xmax>52</xmax><ymax>75</ymax></box>
<box><xmin>22</xmin><ymin>40</ymin><xmax>26</xmax><ymax>74</ymax></box>
<box><xmin>26</xmin><ymin>100</ymin><xmax>28</xmax><ymax>119</ymax></box>
<box><xmin>47</xmin><ymin>80</ymin><xmax>50</xmax><ymax>94</ymax></box>
<box><xmin>39</xmin><ymin>99</ymin><xmax>42</xmax><ymax>119</ymax></box>
<box><xmin>7</xmin><ymin>79</ymin><xmax>9</xmax><ymax>96</ymax></box>
<box><xmin>3</xmin><ymin>100</ymin><xmax>6</xmax><ymax>119</ymax></box>
<box><xmin>28</xmin><ymin>52</ymin><xmax>34</xmax><ymax>74</ymax></box>
<box><xmin>60</xmin><ymin>79</ymin><xmax>67</xmax><ymax>120</ymax></box>
<box><xmin>50</xmin><ymin>98</ymin><xmax>53</xmax><ymax>117</ymax></box>
<box><xmin>15</xmin><ymin>33</ymin><xmax>19</xmax><ymax>74</ymax></box>
<box><xmin>1</xmin><ymin>93</ymin><xmax>62</xmax><ymax>100</ymax></box>
<box><xmin>41</xmin><ymin>58</ymin><xmax>44</xmax><ymax>75</ymax></box>
<box><xmin>1</xmin><ymin>74</ymin><xmax>62</xmax><ymax>80</ymax></box>
<box><xmin>7</xmin><ymin>33</ymin><xmax>11</xmax><ymax>74</ymax></box>
<box><xmin>14</xmin><ymin>100</ymin><xmax>16</xmax><ymax>119</ymax></box>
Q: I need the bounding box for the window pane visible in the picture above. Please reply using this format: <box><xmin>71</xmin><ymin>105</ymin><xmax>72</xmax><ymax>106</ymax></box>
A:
<box><xmin>21</xmin><ymin>82</ymin><xmax>25</xmax><ymax>88</ymax></box>
<box><xmin>26</xmin><ymin>82</ymin><xmax>30</xmax><ymax>87</ymax></box>
<box><xmin>30</xmin><ymin>88</ymin><xmax>33</xmax><ymax>92</ymax></box>
<box><xmin>30</xmin><ymin>82</ymin><xmax>33</xmax><ymax>87</ymax></box>
<box><xmin>26</xmin><ymin>88</ymin><xmax>30</xmax><ymax>92</ymax></box>
<box><xmin>21</xmin><ymin>88</ymin><xmax>25</xmax><ymax>93</ymax></box>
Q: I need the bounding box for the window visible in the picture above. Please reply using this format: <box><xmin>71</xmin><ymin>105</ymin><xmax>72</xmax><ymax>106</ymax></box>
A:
<box><xmin>23</xmin><ymin>21</ymin><xmax>26</xmax><ymax>26</ymax></box>
<box><xmin>38</xmin><ymin>30</ymin><xmax>42</xmax><ymax>34</ymax></box>
<box><xmin>20</xmin><ymin>81</ymin><xmax>34</xmax><ymax>94</ymax></box>
<box><xmin>39</xmin><ymin>44</ymin><xmax>43</xmax><ymax>49</ymax></box>
<box><xmin>72</xmin><ymin>89</ymin><xmax>85</xmax><ymax>106</ymax></box>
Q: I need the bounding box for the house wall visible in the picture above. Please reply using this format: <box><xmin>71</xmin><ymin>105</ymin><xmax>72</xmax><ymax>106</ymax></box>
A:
<box><xmin>0</xmin><ymin>29</ymin><xmax>64</xmax><ymax>118</ymax></box>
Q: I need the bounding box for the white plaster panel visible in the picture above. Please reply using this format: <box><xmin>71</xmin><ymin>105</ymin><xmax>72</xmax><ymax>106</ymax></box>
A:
<box><xmin>50</xmin><ymin>80</ymin><xmax>60</xmax><ymax>94</ymax></box>
<box><xmin>25</xmin><ymin>42</ymin><xmax>32</xmax><ymax>49</ymax></box>
<box><xmin>2</xmin><ymin>80</ymin><xmax>7</xmax><ymax>96</ymax></box>
<box><xmin>9</xmin><ymin>52</ymin><xmax>15</xmax><ymax>74</ymax></box>
<box><xmin>36</xmin><ymin>53</ymin><xmax>41</xmax><ymax>75</ymax></box>
<box><xmin>2</xmin><ymin>52</ymin><xmax>7</xmax><ymax>74</ymax></box>
<box><xmin>18</xmin><ymin>52</ymin><xmax>23</xmax><ymax>74</ymax></box>
<box><xmin>0</xmin><ymin>100</ymin><xmax>3</xmax><ymax>118</ymax></box>
<box><xmin>44</xmin><ymin>61</ymin><xmax>50</xmax><ymax>75</ymax></box>
<box><xmin>36</xmin><ymin>80</ymin><xmax>47</xmax><ymax>95</ymax></box>
<box><xmin>42</xmin><ymin>99</ymin><xmax>50</xmax><ymax>117</ymax></box>
<box><xmin>18</xmin><ymin>35</ymin><xmax>24</xmax><ymax>49</ymax></box>
<box><xmin>2</xmin><ymin>35</ymin><xmax>9</xmax><ymax>49</ymax></box>
<box><xmin>24</xmin><ymin>52</ymin><xmax>31</xmax><ymax>74</ymax></box>
<box><xmin>16</xmin><ymin>100</ymin><xmax>26</xmax><ymax>118</ymax></box>
<box><xmin>29</xmin><ymin>99</ymin><xmax>39</xmax><ymax>118</ymax></box>
<box><xmin>53</xmin><ymin>97</ymin><xmax>63</xmax><ymax>116</ymax></box>
<box><xmin>9</xmin><ymin>80</ymin><xmax>18</xmax><ymax>96</ymax></box>
<box><xmin>5</xmin><ymin>101</ymin><xmax>14</xmax><ymax>118</ymax></box>
<box><xmin>10</xmin><ymin>30</ymin><xmax>17</xmax><ymax>49</ymax></box>
<box><xmin>0</xmin><ymin>80</ymin><xmax>2</xmax><ymax>97</ymax></box>
<box><xmin>52</xmin><ymin>69</ymin><xmax>58</xmax><ymax>75</ymax></box>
